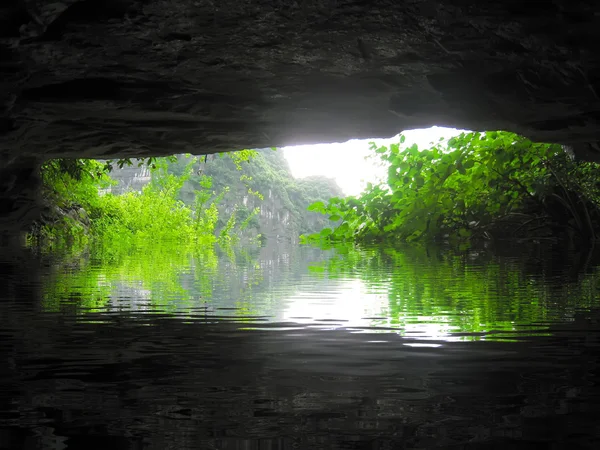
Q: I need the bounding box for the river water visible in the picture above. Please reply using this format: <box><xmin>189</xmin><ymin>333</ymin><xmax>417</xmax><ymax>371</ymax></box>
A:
<box><xmin>1</xmin><ymin>241</ymin><xmax>599</xmax><ymax>449</ymax></box>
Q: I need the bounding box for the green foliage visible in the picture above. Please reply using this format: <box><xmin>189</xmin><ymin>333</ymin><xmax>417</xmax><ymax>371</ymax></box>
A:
<box><xmin>218</xmin><ymin>206</ymin><xmax>238</xmax><ymax>246</ymax></box>
<box><xmin>228</xmin><ymin>149</ymin><xmax>259</xmax><ymax>170</ymax></box>
<box><xmin>33</xmin><ymin>158</ymin><xmax>113</xmax><ymax>248</ymax></box>
<box><xmin>34</xmin><ymin>147</ymin><xmax>343</xmax><ymax>249</ymax></box>
<box><xmin>31</xmin><ymin>151</ymin><xmax>265</xmax><ymax>249</ymax></box>
<box><xmin>303</xmin><ymin>131</ymin><xmax>600</xmax><ymax>245</ymax></box>
<box><xmin>168</xmin><ymin>148</ymin><xmax>342</xmax><ymax>240</ymax></box>
<box><xmin>90</xmin><ymin>169</ymin><xmax>198</xmax><ymax>245</ymax></box>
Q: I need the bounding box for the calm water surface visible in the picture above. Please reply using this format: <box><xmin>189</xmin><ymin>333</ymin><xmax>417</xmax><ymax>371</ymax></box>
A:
<box><xmin>1</xmin><ymin>242</ymin><xmax>599</xmax><ymax>449</ymax></box>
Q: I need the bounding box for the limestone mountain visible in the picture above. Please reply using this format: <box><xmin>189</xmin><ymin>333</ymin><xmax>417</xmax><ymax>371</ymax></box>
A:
<box><xmin>108</xmin><ymin>149</ymin><xmax>344</xmax><ymax>243</ymax></box>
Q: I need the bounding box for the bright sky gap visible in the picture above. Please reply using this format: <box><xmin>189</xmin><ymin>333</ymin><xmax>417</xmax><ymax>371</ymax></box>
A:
<box><xmin>283</xmin><ymin>126</ymin><xmax>467</xmax><ymax>196</ymax></box>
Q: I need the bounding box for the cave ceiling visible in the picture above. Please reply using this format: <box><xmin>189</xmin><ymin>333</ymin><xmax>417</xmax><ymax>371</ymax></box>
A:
<box><xmin>1</xmin><ymin>0</ymin><xmax>600</xmax><ymax>167</ymax></box>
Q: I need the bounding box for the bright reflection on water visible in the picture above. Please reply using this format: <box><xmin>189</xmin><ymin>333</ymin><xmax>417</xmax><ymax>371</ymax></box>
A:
<box><xmin>39</xmin><ymin>242</ymin><xmax>600</xmax><ymax>341</ymax></box>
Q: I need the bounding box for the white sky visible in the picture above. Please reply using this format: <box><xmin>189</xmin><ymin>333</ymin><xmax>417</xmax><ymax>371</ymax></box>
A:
<box><xmin>283</xmin><ymin>126</ymin><xmax>466</xmax><ymax>196</ymax></box>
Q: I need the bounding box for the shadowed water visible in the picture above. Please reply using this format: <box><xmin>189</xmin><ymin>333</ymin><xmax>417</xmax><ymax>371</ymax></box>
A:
<box><xmin>1</xmin><ymin>242</ymin><xmax>599</xmax><ymax>449</ymax></box>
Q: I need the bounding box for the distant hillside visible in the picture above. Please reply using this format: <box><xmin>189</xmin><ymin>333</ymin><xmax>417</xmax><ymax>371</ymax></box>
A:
<box><xmin>108</xmin><ymin>149</ymin><xmax>344</xmax><ymax>243</ymax></box>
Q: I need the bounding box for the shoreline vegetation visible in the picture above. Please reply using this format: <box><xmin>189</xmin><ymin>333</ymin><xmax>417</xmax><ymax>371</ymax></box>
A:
<box><xmin>29</xmin><ymin>148</ymin><xmax>340</xmax><ymax>254</ymax></box>
<box><xmin>301</xmin><ymin>131</ymin><xmax>600</xmax><ymax>248</ymax></box>
<box><xmin>28</xmin><ymin>151</ymin><xmax>261</xmax><ymax>253</ymax></box>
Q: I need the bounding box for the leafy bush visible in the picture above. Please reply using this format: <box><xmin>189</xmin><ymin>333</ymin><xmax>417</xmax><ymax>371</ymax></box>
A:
<box><xmin>303</xmin><ymin>131</ymin><xmax>600</xmax><ymax>245</ymax></box>
<box><xmin>30</xmin><ymin>152</ymin><xmax>262</xmax><ymax>249</ymax></box>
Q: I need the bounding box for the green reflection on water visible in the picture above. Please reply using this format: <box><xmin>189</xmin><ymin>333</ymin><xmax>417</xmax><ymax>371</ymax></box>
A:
<box><xmin>41</xmin><ymin>242</ymin><xmax>264</xmax><ymax>316</ymax></box>
<box><xmin>41</xmin><ymin>241</ymin><xmax>600</xmax><ymax>341</ymax></box>
<box><xmin>310</xmin><ymin>244</ymin><xmax>600</xmax><ymax>340</ymax></box>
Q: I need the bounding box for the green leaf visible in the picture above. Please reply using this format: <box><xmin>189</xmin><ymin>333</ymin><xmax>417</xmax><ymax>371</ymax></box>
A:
<box><xmin>308</xmin><ymin>201</ymin><xmax>326</xmax><ymax>213</ymax></box>
<box><xmin>320</xmin><ymin>228</ymin><xmax>333</xmax><ymax>237</ymax></box>
<box><xmin>329</xmin><ymin>214</ymin><xmax>341</xmax><ymax>221</ymax></box>
<box><xmin>337</xmin><ymin>222</ymin><xmax>350</xmax><ymax>235</ymax></box>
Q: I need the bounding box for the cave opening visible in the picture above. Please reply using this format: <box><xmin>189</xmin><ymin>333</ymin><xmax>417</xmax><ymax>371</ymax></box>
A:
<box><xmin>6</xmin><ymin>124</ymin><xmax>600</xmax><ymax>249</ymax></box>
<box><xmin>23</xmin><ymin>126</ymin><xmax>470</xmax><ymax>249</ymax></box>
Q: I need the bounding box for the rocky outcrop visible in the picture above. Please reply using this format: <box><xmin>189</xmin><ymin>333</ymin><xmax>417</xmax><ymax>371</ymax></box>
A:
<box><xmin>103</xmin><ymin>162</ymin><xmax>151</xmax><ymax>195</ymax></box>
<box><xmin>2</xmin><ymin>0</ymin><xmax>600</xmax><ymax>233</ymax></box>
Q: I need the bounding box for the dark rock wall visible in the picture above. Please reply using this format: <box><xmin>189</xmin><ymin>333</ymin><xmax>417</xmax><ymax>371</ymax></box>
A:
<box><xmin>0</xmin><ymin>158</ymin><xmax>41</xmax><ymax>234</ymax></box>
<box><xmin>2</xmin><ymin>0</ymin><xmax>600</xmax><ymax>232</ymax></box>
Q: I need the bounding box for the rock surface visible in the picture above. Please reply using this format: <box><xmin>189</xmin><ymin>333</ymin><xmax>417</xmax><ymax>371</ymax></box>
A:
<box><xmin>2</xmin><ymin>0</ymin><xmax>600</xmax><ymax>232</ymax></box>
